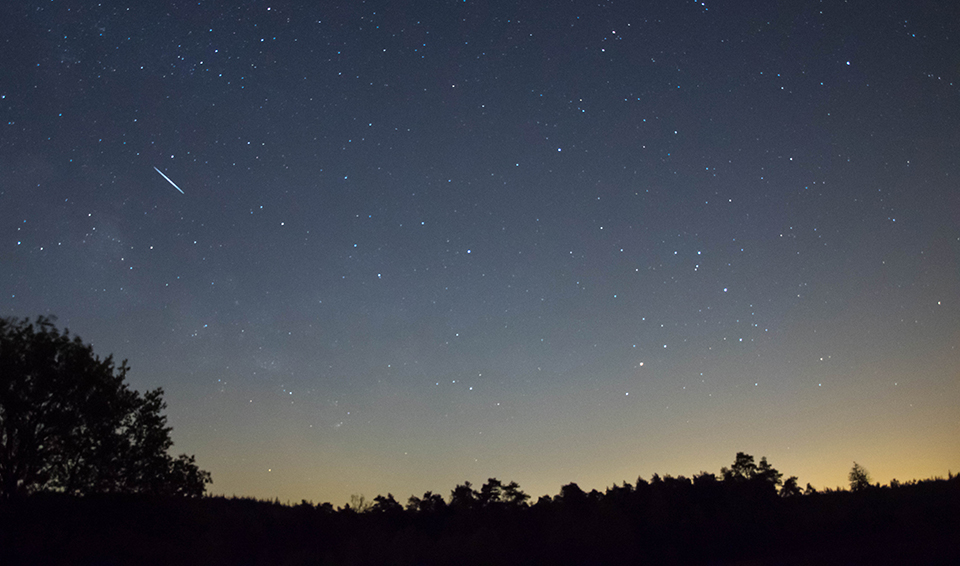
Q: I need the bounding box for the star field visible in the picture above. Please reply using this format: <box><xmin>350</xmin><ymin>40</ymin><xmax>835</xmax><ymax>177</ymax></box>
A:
<box><xmin>2</xmin><ymin>0</ymin><xmax>958</xmax><ymax>504</ymax></box>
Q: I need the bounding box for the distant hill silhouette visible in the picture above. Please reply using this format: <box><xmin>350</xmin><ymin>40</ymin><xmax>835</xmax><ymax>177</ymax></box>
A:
<box><xmin>1</xmin><ymin>453</ymin><xmax>958</xmax><ymax>565</ymax></box>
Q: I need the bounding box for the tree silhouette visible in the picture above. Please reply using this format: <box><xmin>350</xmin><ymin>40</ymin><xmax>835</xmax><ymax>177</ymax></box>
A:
<box><xmin>407</xmin><ymin>490</ymin><xmax>446</xmax><ymax>513</ymax></box>
<box><xmin>754</xmin><ymin>456</ymin><xmax>783</xmax><ymax>487</ymax></box>
<box><xmin>502</xmin><ymin>480</ymin><xmax>530</xmax><ymax>507</ymax></box>
<box><xmin>558</xmin><ymin>482</ymin><xmax>590</xmax><ymax>511</ymax></box>
<box><xmin>478</xmin><ymin>477</ymin><xmax>504</xmax><ymax>506</ymax></box>
<box><xmin>371</xmin><ymin>493</ymin><xmax>403</xmax><ymax>514</ymax></box>
<box><xmin>449</xmin><ymin>481</ymin><xmax>478</xmax><ymax>510</ymax></box>
<box><xmin>0</xmin><ymin>316</ymin><xmax>211</xmax><ymax>499</ymax></box>
<box><xmin>780</xmin><ymin>476</ymin><xmax>802</xmax><ymax>497</ymax></box>
<box><xmin>849</xmin><ymin>462</ymin><xmax>871</xmax><ymax>491</ymax></box>
<box><xmin>721</xmin><ymin>452</ymin><xmax>758</xmax><ymax>482</ymax></box>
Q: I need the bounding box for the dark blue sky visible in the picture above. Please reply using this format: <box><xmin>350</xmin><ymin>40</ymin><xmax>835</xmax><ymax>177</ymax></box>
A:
<box><xmin>2</xmin><ymin>0</ymin><xmax>958</xmax><ymax>504</ymax></box>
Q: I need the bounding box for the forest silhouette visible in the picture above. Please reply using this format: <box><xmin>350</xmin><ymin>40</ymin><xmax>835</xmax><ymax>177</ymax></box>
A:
<box><xmin>2</xmin><ymin>455</ymin><xmax>958</xmax><ymax>565</ymax></box>
<box><xmin>2</xmin><ymin>316</ymin><xmax>958</xmax><ymax>564</ymax></box>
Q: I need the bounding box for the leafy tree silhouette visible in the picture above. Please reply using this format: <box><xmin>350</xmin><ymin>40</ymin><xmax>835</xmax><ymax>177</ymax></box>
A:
<box><xmin>0</xmin><ymin>315</ymin><xmax>210</xmax><ymax>499</ymax></box>
<box><xmin>780</xmin><ymin>476</ymin><xmax>802</xmax><ymax>497</ymax></box>
<box><xmin>721</xmin><ymin>452</ymin><xmax>758</xmax><ymax>482</ymax></box>
<box><xmin>502</xmin><ymin>480</ymin><xmax>530</xmax><ymax>507</ymax></box>
<box><xmin>371</xmin><ymin>493</ymin><xmax>403</xmax><ymax>514</ymax></box>
<box><xmin>718</xmin><ymin>452</ymin><xmax>785</xmax><ymax>506</ymax></box>
<box><xmin>449</xmin><ymin>481</ymin><xmax>478</xmax><ymax>510</ymax></box>
<box><xmin>407</xmin><ymin>490</ymin><xmax>446</xmax><ymax>513</ymax></box>
<box><xmin>558</xmin><ymin>482</ymin><xmax>591</xmax><ymax>513</ymax></box>
<box><xmin>849</xmin><ymin>462</ymin><xmax>872</xmax><ymax>491</ymax></box>
<box><xmin>755</xmin><ymin>457</ymin><xmax>783</xmax><ymax>487</ymax></box>
<box><xmin>478</xmin><ymin>477</ymin><xmax>504</xmax><ymax>506</ymax></box>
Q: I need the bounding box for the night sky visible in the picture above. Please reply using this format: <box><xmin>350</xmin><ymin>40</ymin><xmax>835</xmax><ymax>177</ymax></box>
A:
<box><xmin>2</xmin><ymin>0</ymin><xmax>958</xmax><ymax>505</ymax></box>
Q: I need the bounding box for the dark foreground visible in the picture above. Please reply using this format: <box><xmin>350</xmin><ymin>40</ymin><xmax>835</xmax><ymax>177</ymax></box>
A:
<box><xmin>2</xmin><ymin>476</ymin><xmax>958</xmax><ymax>565</ymax></box>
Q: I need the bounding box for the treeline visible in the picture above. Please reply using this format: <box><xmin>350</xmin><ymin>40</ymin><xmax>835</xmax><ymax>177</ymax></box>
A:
<box><xmin>1</xmin><ymin>453</ymin><xmax>958</xmax><ymax>565</ymax></box>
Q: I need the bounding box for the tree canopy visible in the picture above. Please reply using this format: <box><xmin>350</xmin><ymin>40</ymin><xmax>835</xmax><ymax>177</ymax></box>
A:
<box><xmin>849</xmin><ymin>462</ymin><xmax>872</xmax><ymax>492</ymax></box>
<box><xmin>0</xmin><ymin>315</ymin><xmax>210</xmax><ymax>499</ymax></box>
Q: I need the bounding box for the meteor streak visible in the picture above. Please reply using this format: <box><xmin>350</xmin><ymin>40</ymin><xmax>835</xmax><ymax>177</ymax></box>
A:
<box><xmin>153</xmin><ymin>166</ymin><xmax>185</xmax><ymax>194</ymax></box>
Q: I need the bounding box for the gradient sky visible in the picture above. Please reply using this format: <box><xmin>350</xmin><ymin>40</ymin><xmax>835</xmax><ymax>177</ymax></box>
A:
<box><xmin>2</xmin><ymin>0</ymin><xmax>958</xmax><ymax>505</ymax></box>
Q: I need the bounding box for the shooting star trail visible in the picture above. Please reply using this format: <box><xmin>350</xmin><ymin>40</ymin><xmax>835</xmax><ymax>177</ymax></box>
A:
<box><xmin>153</xmin><ymin>166</ymin><xmax>185</xmax><ymax>194</ymax></box>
